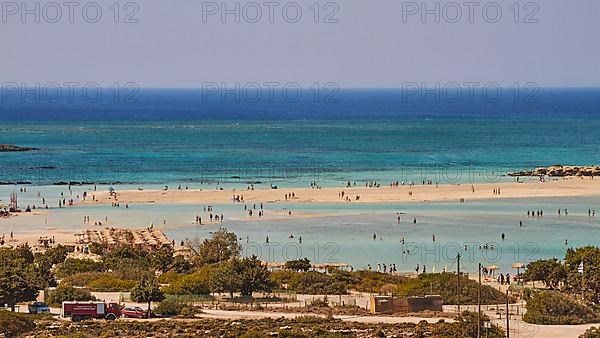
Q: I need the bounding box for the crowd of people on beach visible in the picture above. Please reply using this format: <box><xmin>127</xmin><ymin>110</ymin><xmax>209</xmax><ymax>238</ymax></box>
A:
<box><xmin>527</xmin><ymin>210</ymin><xmax>544</xmax><ymax>217</ymax></box>
<box><xmin>366</xmin><ymin>263</ymin><xmax>398</xmax><ymax>274</ymax></box>
<box><xmin>191</xmin><ymin>205</ymin><xmax>225</xmax><ymax>224</ymax></box>
<box><xmin>523</xmin><ymin>208</ymin><xmax>597</xmax><ymax>218</ymax></box>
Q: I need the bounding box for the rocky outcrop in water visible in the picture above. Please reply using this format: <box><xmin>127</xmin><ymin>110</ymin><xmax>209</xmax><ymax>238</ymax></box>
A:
<box><xmin>0</xmin><ymin>144</ymin><xmax>38</xmax><ymax>152</ymax></box>
<box><xmin>509</xmin><ymin>165</ymin><xmax>600</xmax><ymax>177</ymax></box>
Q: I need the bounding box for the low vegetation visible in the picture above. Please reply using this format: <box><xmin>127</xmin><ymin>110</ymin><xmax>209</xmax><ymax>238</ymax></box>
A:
<box><xmin>286</xmin><ymin>271</ymin><xmax>347</xmax><ymax>295</ymax></box>
<box><xmin>395</xmin><ymin>273</ymin><xmax>510</xmax><ymax>305</ymax></box>
<box><xmin>523</xmin><ymin>290</ymin><xmax>599</xmax><ymax>325</ymax></box>
<box><xmin>161</xmin><ymin>268</ymin><xmax>212</xmax><ymax>295</ymax></box>
<box><xmin>0</xmin><ymin>310</ymin><xmax>35</xmax><ymax>337</ymax></box>
<box><xmin>47</xmin><ymin>284</ymin><xmax>96</xmax><ymax>307</ymax></box>
<box><xmin>580</xmin><ymin>326</ymin><xmax>600</xmax><ymax>338</ymax></box>
<box><xmin>60</xmin><ymin>272</ymin><xmax>136</xmax><ymax>292</ymax></box>
<box><xmin>30</xmin><ymin>314</ymin><xmax>503</xmax><ymax>337</ymax></box>
<box><xmin>54</xmin><ymin>258</ymin><xmax>104</xmax><ymax>278</ymax></box>
<box><xmin>85</xmin><ymin>275</ymin><xmax>137</xmax><ymax>292</ymax></box>
<box><xmin>154</xmin><ymin>297</ymin><xmax>200</xmax><ymax>318</ymax></box>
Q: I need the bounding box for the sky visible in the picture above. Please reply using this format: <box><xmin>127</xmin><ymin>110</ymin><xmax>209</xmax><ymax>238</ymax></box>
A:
<box><xmin>2</xmin><ymin>0</ymin><xmax>600</xmax><ymax>88</ymax></box>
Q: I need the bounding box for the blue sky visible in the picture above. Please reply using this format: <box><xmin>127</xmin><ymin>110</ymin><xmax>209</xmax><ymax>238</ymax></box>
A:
<box><xmin>2</xmin><ymin>0</ymin><xmax>600</xmax><ymax>87</ymax></box>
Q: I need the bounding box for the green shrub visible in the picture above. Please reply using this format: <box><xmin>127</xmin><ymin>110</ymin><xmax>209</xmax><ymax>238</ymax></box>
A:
<box><xmin>55</xmin><ymin>258</ymin><xmax>103</xmax><ymax>278</ymax></box>
<box><xmin>395</xmin><ymin>273</ymin><xmax>507</xmax><ymax>305</ymax></box>
<box><xmin>154</xmin><ymin>297</ymin><xmax>199</xmax><ymax>318</ymax></box>
<box><xmin>287</xmin><ymin>271</ymin><xmax>347</xmax><ymax>295</ymax></box>
<box><xmin>271</xmin><ymin>270</ymin><xmax>296</xmax><ymax>287</ymax></box>
<box><xmin>523</xmin><ymin>290</ymin><xmax>599</xmax><ymax>325</ymax></box>
<box><xmin>309</xmin><ymin>297</ymin><xmax>330</xmax><ymax>307</ymax></box>
<box><xmin>158</xmin><ymin>271</ymin><xmax>183</xmax><ymax>284</ymax></box>
<box><xmin>171</xmin><ymin>255</ymin><xmax>192</xmax><ymax>274</ymax></box>
<box><xmin>60</xmin><ymin>272</ymin><xmax>136</xmax><ymax>292</ymax></box>
<box><xmin>86</xmin><ymin>275</ymin><xmax>136</xmax><ymax>292</ymax></box>
<box><xmin>61</xmin><ymin>272</ymin><xmax>108</xmax><ymax>287</ymax></box>
<box><xmin>162</xmin><ymin>270</ymin><xmax>210</xmax><ymax>295</ymax></box>
<box><xmin>345</xmin><ymin>270</ymin><xmax>407</xmax><ymax>293</ymax></box>
<box><xmin>520</xmin><ymin>287</ymin><xmax>540</xmax><ymax>302</ymax></box>
<box><xmin>0</xmin><ymin>310</ymin><xmax>36</xmax><ymax>337</ymax></box>
<box><xmin>35</xmin><ymin>245</ymin><xmax>70</xmax><ymax>265</ymax></box>
<box><xmin>47</xmin><ymin>284</ymin><xmax>96</xmax><ymax>306</ymax></box>
<box><xmin>284</xmin><ymin>258</ymin><xmax>311</xmax><ymax>272</ymax></box>
<box><xmin>580</xmin><ymin>326</ymin><xmax>600</xmax><ymax>338</ymax></box>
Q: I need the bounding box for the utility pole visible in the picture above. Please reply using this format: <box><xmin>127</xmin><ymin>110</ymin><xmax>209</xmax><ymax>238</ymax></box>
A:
<box><xmin>457</xmin><ymin>253</ymin><xmax>461</xmax><ymax>314</ymax></box>
<box><xmin>582</xmin><ymin>263</ymin><xmax>585</xmax><ymax>301</ymax></box>
<box><xmin>506</xmin><ymin>289</ymin><xmax>510</xmax><ymax>338</ymax></box>
<box><xmin>478</xmin><ymin>262</ymin><xmax>482</xmax><ymax>338</ymax></box>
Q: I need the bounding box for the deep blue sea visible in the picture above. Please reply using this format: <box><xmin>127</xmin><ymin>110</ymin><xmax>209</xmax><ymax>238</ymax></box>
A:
<box><xmin>1</xmin><ymin>88</ymin><xmax>599</xmax><ymax>186</ymax></box>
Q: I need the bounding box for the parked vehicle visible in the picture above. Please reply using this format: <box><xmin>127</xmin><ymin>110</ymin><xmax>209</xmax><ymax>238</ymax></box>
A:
<box><xmin>121</xmin><ymin>306</ymin><xmax>148</xmax><ymax>318</ymax></box>
<box><xmin>28</xmin><ymin>302</ymin><xmax>50</xmax><ymax>314</ymax></box>
<box><xmin>62</xmin><ymin>301</ymin><xmax>122</xmax><ymax>321</ymax></box>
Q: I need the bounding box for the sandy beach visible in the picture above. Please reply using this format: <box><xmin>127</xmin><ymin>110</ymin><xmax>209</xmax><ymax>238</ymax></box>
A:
<box><xmin>80</xmin><ymin>177</ymin><xmax>600</xmax><ymax>206</ymax></box>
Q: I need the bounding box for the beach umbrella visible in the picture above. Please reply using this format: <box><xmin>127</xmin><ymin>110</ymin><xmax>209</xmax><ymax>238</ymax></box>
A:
<box><xmin>512</xmin><ymin>262</ymin><xmax>525</xmax><ymax>283</ymax></box>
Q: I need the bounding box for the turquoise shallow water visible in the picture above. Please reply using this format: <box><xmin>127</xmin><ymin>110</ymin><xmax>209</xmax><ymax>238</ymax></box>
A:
<box><xmin>2</xmin><ymin>185</ymin><xmax>599</xmax><ymax>274</ymax></box>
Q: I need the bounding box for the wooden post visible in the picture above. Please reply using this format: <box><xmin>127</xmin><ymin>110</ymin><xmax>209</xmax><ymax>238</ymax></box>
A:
<box><xmin>478</xmin><ymin>262</ymin><xmax>481</xmax><ymax>338</ymax></box>
<box><xmin>457</xmin><ymin>253</ymin><xmax>461</xmax><ymax>314</ymax></box>
<box><xmin>506</xmin><ymin>289</ymin><xmax>510</xmax><ymax>338</ymax></box>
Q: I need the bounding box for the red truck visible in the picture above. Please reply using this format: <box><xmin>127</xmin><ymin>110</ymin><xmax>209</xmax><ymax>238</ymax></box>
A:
<box><xmin>62</xmin><ymin>301</ymin><xmax>122</xmax><ymax>321</ymax></box>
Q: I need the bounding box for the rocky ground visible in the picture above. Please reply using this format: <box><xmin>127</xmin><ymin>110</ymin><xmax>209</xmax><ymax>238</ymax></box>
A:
<box><xmin>0</xmin><ymin>144</ymin><xmax>38</xmax><ymax>152</ymax></box>
<box><xmin>509</xmin><ymin>165</ymin><xmax>600</xmax><ymax>177</ymax></box>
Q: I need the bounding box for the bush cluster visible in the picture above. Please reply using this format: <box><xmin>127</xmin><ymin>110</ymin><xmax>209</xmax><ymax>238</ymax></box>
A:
<box><xmin>0</xmin><ymin>310</ymin><xmax>36</xmax><ymax>337</ymax></box>
<box><xmin>47</xmin><ymin>284</ymin><xmax>96</xmax><ymax>307</ymax></box>
<box><xmin>523</xmin><ymin>290</ymin><xmax>599</xmax><ymax>325</ymax></box>
<box><xmin>153</xmin><ymin>297</ymin><xmax>200</xmax><ymax>318</ymax></box>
